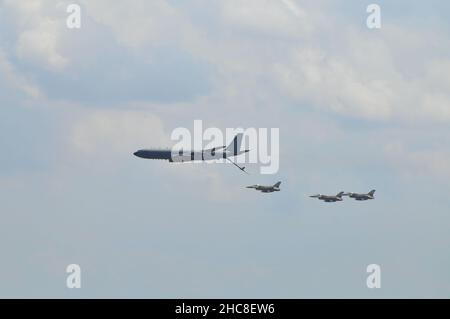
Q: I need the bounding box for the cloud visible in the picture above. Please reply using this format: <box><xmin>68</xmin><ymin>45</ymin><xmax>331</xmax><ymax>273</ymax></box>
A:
<box><xmin>80</xmin><ymin>0</ymin><xmax>197</xmax><ymax>52</ymax></box>
<box><xmin>273</xmin><ymin>22</ymin><xmax>450</xmax><ymax>123</ymax></box>
<box><xmin>221</xmin><ymin>0</ymin><xmax>311</xmax><ymax>36</ymax></box>
<box><xmin>16</xmin><ymin>20</ymin><xmax>68</xmax><ymax>70</ymax></box>
<box><xmin>3</xmin><ymin>0</ymin><xmax>450</xmax><ymax>123</ymax></box>
<box><xmin>274</xmin><ymin>46</ymin><xmax>394</xmax><ymax>120</ymax></box>
<box><xmin>4</xmin><ymin>0</ymin><xmax>69</xmax><ymax>71</ymax></box>
<box><xmin>0</xmin><ymin>49</ymin><xmax>41</xmax><ymax>99</ymax></box>
<box><xmin>0</xmin><ymin>0</ymin><xmax>212</xmax><ymax>105</ymax></box>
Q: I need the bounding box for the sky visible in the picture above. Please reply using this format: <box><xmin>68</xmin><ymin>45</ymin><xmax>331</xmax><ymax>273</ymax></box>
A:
<box><xmin>0</xmin><ymin>0</ymin><xmax>450</xmax><ymax>298</ymax></box>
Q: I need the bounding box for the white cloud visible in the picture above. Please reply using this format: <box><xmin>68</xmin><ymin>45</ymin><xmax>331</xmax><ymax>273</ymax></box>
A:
<box><xmin>4</xmin><ymin>0</ymin><xmax>69</xmax><ymax>71</ymax></box>
<box><xmin>3</xmin><ymin>0</ymin><xmax>450</xmax><ymax>124</ymax></box>
<box><xmin>274</xmin><ymin>47</ymin><xmax>394</xmax><ymax>120</ymax></box>
<box><xmin>80</xmin><ymin>0</ymin><xmax>197</xmax><ymax>53</ymax></box>
<box><xmin>16</xmin><ymin>20</ymin><xmax>68</xmax><ymax>70</ymax></box>
<box><xmin>273</xmin><ymin>24</ymin><xmax>450</xmax><ymax>123</ymax></box>
<box><xmin>220</xmin><ymin>0</ymin><xmax>312</xmax><ymax>38</ymax></box>
<box><xmin>0</xmin><ymin>49</ymin><xmax>41</xmax><ymax>98</ymax></box>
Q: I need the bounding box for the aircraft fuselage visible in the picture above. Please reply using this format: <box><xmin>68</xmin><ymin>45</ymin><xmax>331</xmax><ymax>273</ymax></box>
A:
<box><xmin>134</xmin><ymin>149</ymin><xmax>233</xmax><ymax>162</ymax></box>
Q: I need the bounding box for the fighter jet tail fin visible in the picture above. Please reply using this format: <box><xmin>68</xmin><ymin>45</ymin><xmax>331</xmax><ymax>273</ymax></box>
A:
<box><xmin>336</xmin><ymin>191</ymin><xmax>345</xmax><ymax>198</ymax></box>
<box><xmin>273</xmin><ymin>181</ymin><xmax>281</xmax><ymax>188</ymax></box>
<box><xmin>226</xmin><ymin>133</ymin><xmax>244</xmax><ymax>155</ymax></box>
<box><xmin>368</xmin><ymin>190</ymin><xmax>376</xmax><ymax>196</ymax></box>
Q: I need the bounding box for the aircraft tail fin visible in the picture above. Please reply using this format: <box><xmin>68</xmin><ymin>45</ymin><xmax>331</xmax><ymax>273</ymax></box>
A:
<box><xmin>226</xmin><ymin>133</ymin><xmax>244</xmax><ymax>155</ymax></box>
<box><xmin>368</xmin><ymin>190</ymin><xmax>376</xmax><ymax>196</ymax></box>
<box><xmin>337</xmin><ymin>191</ymin><xmax>345</xmax><ymax>198</ymax></box>
<box><xmin>273</xmin><ymin>181</ymin><xmax>281</xmax><ymax>188</ymax></box>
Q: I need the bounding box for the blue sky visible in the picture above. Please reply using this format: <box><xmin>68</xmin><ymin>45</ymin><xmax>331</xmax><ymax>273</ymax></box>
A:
<box><xmin>0</xmin><ymin>0</ymin><xmax>450</xmax><ymax>298</ymax></box>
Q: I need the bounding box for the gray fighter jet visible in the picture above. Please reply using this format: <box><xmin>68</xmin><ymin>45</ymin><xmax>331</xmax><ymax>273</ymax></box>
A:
<box><xmin>309</xmin><ymin>191</ymin><xmax>345</xmax><ymax>202</ymax></box>
<box><xmin>343</xmin><ymin>190</ymin><xmax>376</xmax><ymax>201</ymax></box>
<box><xmin>246</xmin><ymin>181</ymin><xmax>281</xmax><ymax>193</ymax></box>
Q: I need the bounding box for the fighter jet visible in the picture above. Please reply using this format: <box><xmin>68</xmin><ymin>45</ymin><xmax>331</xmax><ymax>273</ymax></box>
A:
<box><xmin>343</xmin><ymin>190</ymin><xmax>376</xmax><ymax>201</ymax></box>
<box><xmin>134</xmin><ymin>133</ymin><xmax>249</xmax><ymax>173</ymax></box>
<box><xmin>246</xmin><ymin>181</ymin><xmax>281</xmax><ymax>193</ymax></box>
<box><xmin>309</xmin><ymin>191</ymin><xmax>345</xmax><ymax>202</ymax></box>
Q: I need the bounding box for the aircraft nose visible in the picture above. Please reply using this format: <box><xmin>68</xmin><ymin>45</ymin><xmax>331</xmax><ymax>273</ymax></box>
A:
<box><xmin>134</xmin><ymin>150</ymin><xmax>142</xmax><ymax>157</ymax></box>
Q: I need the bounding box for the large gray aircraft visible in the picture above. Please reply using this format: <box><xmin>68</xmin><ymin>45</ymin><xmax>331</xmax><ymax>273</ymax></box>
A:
<box><xmin>343</xmin><ymin>190</ymin><xmax>376</xmax><ymax>201</ymax></box>
<box><xmin>134</xmin><ymin>133</ymin><xmax>249</xmax><ymax>173</ymax></box>
<box><xmin>246</xmin><ymin>181</ymin><xmax>281</xmax><ymax>193</ymax></box>
<box><xmin>309</xmin><ymin>191</ymin><xmax>345</xmax><ymax>202</ymax></box>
